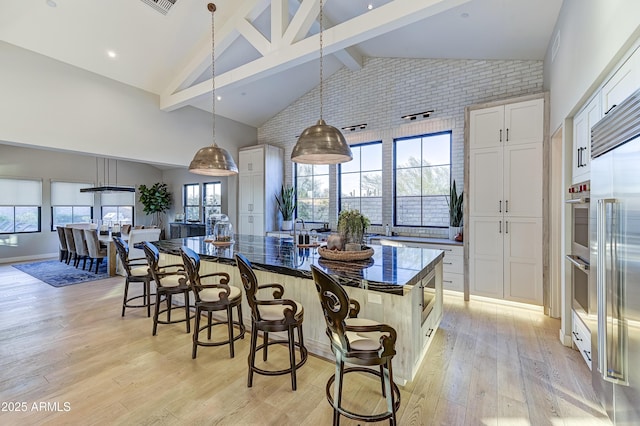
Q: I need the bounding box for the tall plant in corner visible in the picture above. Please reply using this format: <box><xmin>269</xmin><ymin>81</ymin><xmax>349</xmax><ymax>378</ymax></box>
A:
<box><xmin>138</xmin><ymin>183</ymin><xmax>172</xmax><ymax>231</ymax></box>
<box><xmin>448</xmin><ymin>180</ymin><xmax>463</xmax><ymax>240</ymax></box>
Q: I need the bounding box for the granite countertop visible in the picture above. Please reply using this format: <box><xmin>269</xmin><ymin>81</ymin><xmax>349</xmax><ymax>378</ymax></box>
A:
<box><xmin>152</xmin><ymin>235</ymin><xmax>444</xmax><ymax>296</ymax></box>
<box><xmin>369</xmin><ymin>235</ymin><xmax>464</xmax><ymax>247</ymax></box>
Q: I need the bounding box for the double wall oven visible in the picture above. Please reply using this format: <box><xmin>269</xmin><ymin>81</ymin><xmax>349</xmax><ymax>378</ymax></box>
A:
<box><xmin>566</xmin><ymin>182</ymin><xmax>592</xmax><ymax>317</ymax></box>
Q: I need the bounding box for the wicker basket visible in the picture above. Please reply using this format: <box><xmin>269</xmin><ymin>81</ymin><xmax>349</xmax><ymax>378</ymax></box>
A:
<box><xmin>318</xmin><ymin>245</ymin><xmax>374</xmax><ymax>261</ymax></box>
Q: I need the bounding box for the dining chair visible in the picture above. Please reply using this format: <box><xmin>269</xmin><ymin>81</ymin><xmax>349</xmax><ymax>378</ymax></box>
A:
<box><xmin>143</xmin><ymin>241</ymin><xmax>193</xmax><ymax>336</ymax></box>
<box><xmin>63</xmin><ymin>227</ymin><xmax>77</xmax><ymax>266</ymax></box>
<box><xmin>84</xmin><ymin>228</ymin><xmax>107</xmax><ymax>274</ymax></box>
<box><xmin>56</xmin><ymin>226</ymin><xmax>68</xmax><ymax>263</ymax></box>
<box><xmin>311</xmin><ymin>265</ymin><xmax>401</xmax><ymax>425</ymax></box>
<box><xmin>72</xmin><ymin>227</ymin><xmax>90</xmax><ymax>270</ymax></box>
<box><xmin>235</xmin><ymin>253</ymin><xmax>307</xmax><ymax>391</ymax></box>
<box><xmin>181</xmin><ymin>246</ymin><xmax>245</xmax><ymax>358</ymax></box>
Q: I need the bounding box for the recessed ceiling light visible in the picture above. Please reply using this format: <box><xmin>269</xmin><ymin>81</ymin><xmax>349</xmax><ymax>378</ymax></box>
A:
<box><xmin>216</xmin><ymin>95</ymin><xmax>222</xmax><ymax>101</ymax></box>
<box><xmin>46</xmin><ymin>0</ymin><xmax>57</xmax><ymax>7</ymax></box>
<box><xmin>106</xmin><ymin>50</ymin><xmax>117</xmax><ymax>59</ymax></box>
<box><xmin>367</xmin><ymin>4</ymin><xmax>373</xmax><ymax>10</ymax></box>
<box><xmin>461</xmin><ymin>12</ymin><xmax>470</xmax><ymax>18</ymax></box>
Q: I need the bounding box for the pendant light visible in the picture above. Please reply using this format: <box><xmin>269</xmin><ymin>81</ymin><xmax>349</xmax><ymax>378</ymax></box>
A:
<box><xmin>291</xmin><ymin>0</ymin><xmax>352</xmax><ymax>165</ymax></box>
<box><xmin>189</xmin><ymin>3</ymin><xmax>239</xmax><ymax>176</ymax></box>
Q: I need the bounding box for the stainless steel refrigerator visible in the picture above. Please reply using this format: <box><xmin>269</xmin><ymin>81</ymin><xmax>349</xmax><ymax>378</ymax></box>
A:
<box><xmin>590</xmin><ymin>87</ymin><xmax>640</xmax><ymax>425</ymax></box>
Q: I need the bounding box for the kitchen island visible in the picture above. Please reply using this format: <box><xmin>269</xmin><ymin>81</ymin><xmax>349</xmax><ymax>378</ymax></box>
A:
<box><xmin>154</xmin><ymin>234</ymin><xmax>444</xmax><ymax>384</ymax></box>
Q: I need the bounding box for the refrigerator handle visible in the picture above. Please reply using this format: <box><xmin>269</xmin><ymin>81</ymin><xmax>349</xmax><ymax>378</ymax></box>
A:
<box><xmin>597</xmin><ymin>198</ymin><xmax>628</xmax><ymax>385</ymax></box>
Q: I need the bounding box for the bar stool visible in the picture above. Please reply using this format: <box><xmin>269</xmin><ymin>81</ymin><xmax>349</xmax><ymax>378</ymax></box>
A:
<box><xmin>143</xmin><ymin>242</ymin><xmax>193</xmax><ymax>336</ymax></box>
<box><xmin>235</xmin><ymin>253</ymin><xmax>308</xmax><ymax>391</ymax></box>
<box><xmin>113</xmin><ymin>236</ymin><xmax>155</xmax><ymax>317</ymax></box>
<box><xmin>180</xmin><ymin>246</ymin><xmax>245</xmax><ymax>359</ymax></box>
<box><xmin>311</xmin><ymin>265</ymin><xmax>401</xmax><ymax>425</ymax></box>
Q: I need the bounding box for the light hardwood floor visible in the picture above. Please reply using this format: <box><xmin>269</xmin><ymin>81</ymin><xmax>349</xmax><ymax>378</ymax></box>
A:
<box><xmin>0</xmin><ymin>262</ymin><xmax>610</xmax><ymax>425</ymax></box>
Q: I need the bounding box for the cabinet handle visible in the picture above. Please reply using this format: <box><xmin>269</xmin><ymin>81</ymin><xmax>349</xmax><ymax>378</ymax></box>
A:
<box><xmin>443</xmin><ymin>262</ymin><xmax>453</xmax><ymax>265</ymax></box>
<box><xmin>499</xmin><ymin>220</ymin><xmax>502</xmax><ymax>233</ymax></box>
<box><xmin>583</xmin><ymin>349</ymin><xmax>592</xmax><ymax>362</ymax></box>
<box><xmin>426</xmin><ymin>328</ymin><xmax>434</xmax><ymax>338</ymax></box>
<box><xmin>505</xmin><ymin>200</ymin><xmax>509</xmax><ymax>213</ymax></box>
<box><xmin>248</xmin><ymin>162</ymin><xmax>253</xmax><ymax>171</ymax></box>
<box><xmin>578</xmin><ymin>147</ymin><xmax>582</xmax><ymax>167</ymax></box>
<box><xmin>499</xmin><ymin>129</ymin><xmax>502</xmax><ymax>142</ymax></box>
<box><xmin>604</xmin><ymin>105</ymin><xmax>617</xmax><ymax>115</ymax></box>
<box><xmin>572</xmin><ymin>331</ymin><xmax>582</xmax><ymax>341</ymax></box>
<box><xmin>506</xmin><ymin>128</ymin><xmax>509</xmax><ymax>142</ymax></box>
<box><xmin>506</xmin><ymin>220</ymin><xmax>509</xmax><ymax>234</ymax></box>
<box><xmin>499</xmin><ymin>200</ymin><xmax>502</xmax><ymax>213</ymax></box>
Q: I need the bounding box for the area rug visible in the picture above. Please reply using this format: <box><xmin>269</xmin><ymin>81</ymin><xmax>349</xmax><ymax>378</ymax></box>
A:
<box><xmin>13</xmin><ymin>260</ymin><xmax>110</xmax><ymax>287</ymax></box>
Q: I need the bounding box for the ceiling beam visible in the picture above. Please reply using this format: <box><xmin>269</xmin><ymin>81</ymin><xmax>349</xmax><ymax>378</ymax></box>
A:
<box><xmin>161</xmin><ymin>0</ymin><xmax>471</xmax><ymax>112</ymax></box>
<box><xmin>237</xmin><ymin>18</ymin><xmax>272</xmax><ymax>56</ymax></box>
<box><xmin>271</xmin><ymin>0</ymin><xmax>289</xmax><ymax>49</ymax></box>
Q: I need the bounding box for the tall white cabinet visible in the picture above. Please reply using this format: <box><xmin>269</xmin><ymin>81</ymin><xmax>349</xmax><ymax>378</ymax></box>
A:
<box><xmin>467</xmin><ymin>97</ymin><xmax>545</xmax><ymax>305</ymax></box>
<box><xmin>238</xmin><ymin>144</ymin><xmax>283</xmax><ymax>237</ymax></box>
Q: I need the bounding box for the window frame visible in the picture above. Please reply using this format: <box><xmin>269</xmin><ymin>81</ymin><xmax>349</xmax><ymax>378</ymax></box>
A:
<box><xmin>0</xmin><ymin>206</ymin><xmax>42</xmax><ymax>234</ymax></box>
<box><xmin>202</xmin><ymin>181</ymin><xmax>222</xmax><ymax>219</ymax></box>
<box><xmin>294</xmin><ymin>163</ymin><xmax>331</xmax><ymax>224</ymax></box>
<box><xmin>393</xmin><ymin>130</ymin><xmax>452</xmax><ymax>228</ymax></box>
<box><xmin>184</xmin><ymin>183</ymin><xmax>201</xmax><ymax>222</ymax></box>
<box><xmin>51</xmin><ymin>206</ymin><xmax>94</xmax><ymax>230</ymax></box>
<box><xmin>50</xmin><ymin>181</ymin><xmax>95</xmax><ymax>230</ymax></box>
<box><xmin>0</xmin><ymin>178</ymin><xmax>42</xmax><ymax>234</ymax></box>
<box><xmin>338</xmin><ymin>140</ymin><xmax>383</xmax><ymax>226</ymax></box>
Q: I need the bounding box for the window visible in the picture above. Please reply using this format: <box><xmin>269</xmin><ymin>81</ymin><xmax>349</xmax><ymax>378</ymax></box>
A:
<box><xmin>339</xmin><ymin>142</ymin><xmax>382</xmax><ymax>225</ymax></box>
<box><xmin>51</xmin><ymin>182</ymin><xmax>94</xmax><ymax>229</ymax></box>
<box><xmin>203</xmin><ymin>182</ymin><xmax>222</xmax><ymax>218</ymax></box>
<box><xmin>295</xmin><ymin>164</ymin><xmax>329</xmax><ymax>223</ymax></box>
<box><xmin>101</xmin><ymin>192</ymin><xmax>134</xmax><ymax>225</ymax></box>
<box><xmin>394</xmin><ymin>131</ymin><xmax>451</xmax><ymax>227</ymax></box>
<box><xmin>184</xmin><ymin>184</ymin><xmax>200</xmax><ymax>222</ymax></box>
<box><xmin>0</xmin><ymin>178</ymin><xmax>42</xmax><ymax>233</ymax></box>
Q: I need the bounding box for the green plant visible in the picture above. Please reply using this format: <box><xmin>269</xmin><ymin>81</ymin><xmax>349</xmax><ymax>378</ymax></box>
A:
<box><xmin>138</xmin><ymin>183</ymin><xmax>172</xmax><ymax>229</ymax></box>
<box><xmin>275</xmin><ymin>185</ymin><xmax>296</xmax><ymax>221</ymax></box>
<box><xmin>337</xmin><ymin>209</ymin><xmax>370</xmax><ymax>245</ymax></box>
<box><xmin>448</xmin><ymin>180</ymin><xmax>463</xmax><ymax>227</ymax></box>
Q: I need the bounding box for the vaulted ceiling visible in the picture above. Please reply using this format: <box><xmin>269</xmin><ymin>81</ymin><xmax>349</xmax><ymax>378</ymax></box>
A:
<box><xmin>0</xmin><ymin>0</ymin><xmax>563</xmax><ymax>128</ymax></box>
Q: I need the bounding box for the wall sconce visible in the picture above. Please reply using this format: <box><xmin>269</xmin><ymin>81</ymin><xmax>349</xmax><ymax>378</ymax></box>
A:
<box><xmin>340</xmin><ymin>123</ymin><xmax>368</xmax><ymax>132</ymax></box>
<box><xmin>401</xmin><ymin>110</ymin><xmax>434</xmax><ymax>121</ymax></box>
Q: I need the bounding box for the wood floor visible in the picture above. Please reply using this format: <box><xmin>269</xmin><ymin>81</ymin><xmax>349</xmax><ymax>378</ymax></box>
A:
<box><xmin>0</xmin><ymin>262</ymin><xmax>611</xmax><ymax>425</ymax></box>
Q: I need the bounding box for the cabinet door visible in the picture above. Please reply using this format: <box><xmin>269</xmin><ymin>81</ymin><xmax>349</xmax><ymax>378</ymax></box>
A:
<box><xmin>469</xmin><ymin>216</ymin><xmax>504</xmax><ymax>299</ymax></box>
<box><xmin>251</xmin><ymin>174</ymin><xmax>264</xmax><ymax>214</ymax></box>
<box><xmin>504</xmin><ymin>99</ymin><xmax>544</xmax><ymax>145</ymax></box>
<box><xmin>572</xmin><ymin>107</ymin><xmax>588</xmax><ymax>184</ymax></box>
<box><xmin>239</xmin><ymin>148</ymin><xmax>264</xmax><ymax>174</ymax></box>
<box><xmin>238</xmin><ymin>174</ymin><xmax>254</xmax><ymax>213</ymax></box>
<box><xmin>469</xmin><ymin>148</ymin><xmax>503</xmax><ymax>217</ymax></box>
<box><xmin>469</xmin><ymin>105</ymin><xmax>504</xmax><ymax>149</ymax></box>
<box><xmin>503</xmin><ymin>142</ymin><xmax>543</xmax><ymax>218</ymax></box>
<box><xmin>503</xmin><ymin>217</ymin><xmax>543</xmax><ymax>305</ymax></box>
<box><xmin>602</xmin><ymin>48</ymin><xmax>640</xmax><ymax>116</ymax></box>
<box><xmin>582</xmin><ymin>93</ymin><xmax>602</xmax><ymax>176</ymax></box>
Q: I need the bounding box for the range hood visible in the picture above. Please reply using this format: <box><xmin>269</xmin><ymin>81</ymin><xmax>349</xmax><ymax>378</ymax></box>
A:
<box><xmin>80</xmin><ymin>185</ymin><xmax>135</xmax><ymax>193</ymax></box>
<box><xmin>81</xmin><ymin>158</ymin><xmax>135</xmax><ymax>193</ymax></box>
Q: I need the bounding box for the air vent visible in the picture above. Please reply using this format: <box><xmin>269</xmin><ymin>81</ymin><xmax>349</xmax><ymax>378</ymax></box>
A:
<box><xmin>140</xmin><ymin>0</ymin><xmax>177</xmax><ymax>15</ymax></box>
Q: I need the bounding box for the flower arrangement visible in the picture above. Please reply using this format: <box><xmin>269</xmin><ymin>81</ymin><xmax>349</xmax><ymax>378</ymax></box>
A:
<box><xmin>337</xmin><ymin>209</ymin><xmax>370</xmax><ymax>247</ymax></box>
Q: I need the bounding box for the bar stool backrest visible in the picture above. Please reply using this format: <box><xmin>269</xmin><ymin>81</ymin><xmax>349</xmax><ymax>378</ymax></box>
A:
<box><xmin>311</xmin><ymin>265</ymin><xmax>351</xmax><ymax>351</ymax></box>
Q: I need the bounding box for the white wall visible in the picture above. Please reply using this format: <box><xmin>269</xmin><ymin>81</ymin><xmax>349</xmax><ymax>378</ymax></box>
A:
<box><xmin>543</xmin><ymin>0</ymin><xmax>640</xmax><ymax>131</ymax></box>
<box><xmin>0</xmin><ymin>144</ymin><xmax>163</xmax><ymax>262</ymax></box>
<box><xmin>259</xmin><ymin>57</ymin><xmax>544</xmax><ymax>236</ymax></box>
<box><xmin>0</xmin><ymin>41</ymin><xmax>257</xmax><ymax>170</ymax></box>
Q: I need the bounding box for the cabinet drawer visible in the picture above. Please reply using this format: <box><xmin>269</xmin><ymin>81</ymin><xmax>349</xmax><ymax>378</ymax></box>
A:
<box><xmin>442</xmin><ymin>272</ymin><xmax>463</xmax><ymax>292</ymax></box>
<box><xmin>443</xmin><ymin>254</ymin><xmax>463</xmax><ymax>274</ymax></box>
<box><xmin>572</xmin><ymin>310</ymin><xmax>592</xmax><ymax>369</ymax></box>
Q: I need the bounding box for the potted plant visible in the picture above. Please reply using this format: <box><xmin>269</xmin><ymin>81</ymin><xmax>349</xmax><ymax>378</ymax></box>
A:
<box><xmin>138</xmin><ymin>183</ymin><xmax>172</xmax><ymax>236</ymax></box>
<box><xmin>275</xmin><ymin>184</ymin><xmax>296</xmax><ymax>231</ymax></box>
<box><xmin>448</xmin><ymin>180</ymin><xmax>463</xmax><ymax>240</ymax></box>
<box><xmin>338</xmin><ymin>209</ymin><xmax>371</xmax><ymax>251</ymax></box>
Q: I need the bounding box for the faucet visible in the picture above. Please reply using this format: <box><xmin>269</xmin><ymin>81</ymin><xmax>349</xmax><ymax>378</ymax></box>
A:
<box><xmin>293</xmin><ymin>218</ymin><xmax>305</xmax><ymax>245</ymax></box>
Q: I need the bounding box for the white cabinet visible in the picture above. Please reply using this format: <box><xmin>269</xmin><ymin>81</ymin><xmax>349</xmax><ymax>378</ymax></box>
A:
<box><xmin>238</xmin><ymin>145</ymin><xmax>283</xmax><ymax>237</ymax></box>
<box><xmin>468</xmin><ymin>97</ymin><xmax>544</xmax><ymax>305</ymax></box>
<box><xmin>572</xmin><ymin>93</ymin><xmax>602</xmax><ymax>184</ymax></box>
<box><xmin>601</xmin><ymin>46</ymin><xmax>640</xmax><ymax>116</ymax></box>
<box><xmin>572</xmin><ymin>310</ymin><xmax>592</xmax><ymax>369</ymax></box>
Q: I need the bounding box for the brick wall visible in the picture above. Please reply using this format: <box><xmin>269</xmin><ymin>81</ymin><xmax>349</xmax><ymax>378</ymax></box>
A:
<box><xmin>258</xmin><ymin>57</ymin><xmax>543</xmax><ymax>237</ymax></box>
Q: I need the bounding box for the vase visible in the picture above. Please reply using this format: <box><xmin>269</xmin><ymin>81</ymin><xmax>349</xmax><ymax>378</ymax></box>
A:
<box><xmin>449</xmin><ymin>226</ymin><xmax>461</xmax><ymax>240</ymax></box>
<box><xmin>282</xmin><ymin>220</ymin><xmax>293</xmax><ymax>231</ymax></box>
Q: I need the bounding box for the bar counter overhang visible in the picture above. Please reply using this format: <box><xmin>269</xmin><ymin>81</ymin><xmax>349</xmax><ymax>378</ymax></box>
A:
<box><xmin>153</xmin><ymin>235</ymin><xmax>444</xmax><ymax>384</ymax></box>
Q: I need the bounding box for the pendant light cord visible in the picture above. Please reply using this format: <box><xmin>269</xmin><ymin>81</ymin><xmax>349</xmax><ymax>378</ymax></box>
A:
<box><xmin>210</xmin><ymin>3</ymin><xmax>216</xmax><ymax>146</ymax></box>
<box><xmin>319</xmin><ymin>0</ymin><xmax>324</xmax><ymax>120</ymax></box>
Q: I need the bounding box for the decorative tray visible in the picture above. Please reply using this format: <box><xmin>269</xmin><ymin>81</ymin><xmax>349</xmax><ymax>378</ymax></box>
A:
<box><xmin>204</xmin><ymin>239</ymin><xmax>233</xmax><ymax>246</ymax></box>
<box><xmin>318</xmin><ymin>246</ymin><xmax>374</xmax><ymax>261</ymax></box>
<box><xmin>296</xmin><ymin>243</ymin><xmax>321</xmax><ymax>248</ymax></box>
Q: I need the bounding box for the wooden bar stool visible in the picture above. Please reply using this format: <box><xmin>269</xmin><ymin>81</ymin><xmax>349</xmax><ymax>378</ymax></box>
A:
<box><xmin>235</xmin><ymin>253</ymin><xmax>308</xmax><ymax>391</ymax></box>
<box><xmin>180</xmin><ymin>246</ymin><xmax>245</xmax><ymax>359</ymax></box>
<box><xmin>311</xmin><ymin>265</ymin><xmax>401</xmax><ymax>425</ymax></box>
<box><xmin>113</xmin><ymin>236</ymin><xmax>155</xmax><ymax>317</ymax></box>
<box><xmin>143</xmin><ymin>242</ymin><xmax>193</xmax><ymax>336</ymax></box>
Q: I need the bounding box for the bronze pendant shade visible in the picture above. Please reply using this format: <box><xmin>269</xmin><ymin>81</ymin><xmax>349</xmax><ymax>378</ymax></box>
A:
<box><xmin>188</xmin><ymin>3</ymin><xmax>238</xmax><ymax>177</ymax></box>
<box><xmin>291</xmin><ymin>119</ymin><xmax>352</xmax><ymax>164</ymax></box>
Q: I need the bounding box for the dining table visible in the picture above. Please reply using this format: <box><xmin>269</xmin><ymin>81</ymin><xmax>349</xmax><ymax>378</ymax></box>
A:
<box><xmin>98</xmin><ymin>232</ymin><xmax>129</xmax><ymax>277</ymax></box>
